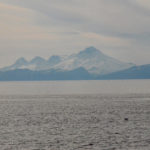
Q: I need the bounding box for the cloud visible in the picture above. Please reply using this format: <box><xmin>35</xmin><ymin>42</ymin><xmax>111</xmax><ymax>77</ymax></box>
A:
<box><xmin>0</xmin><ymin>0</ymin><xmax>150</xmax><ymax>67</ymax></box>
<box><xmin>133</xmin><ymin>0</ymin><xmax>150</xmax><ymax>10</ymax></box>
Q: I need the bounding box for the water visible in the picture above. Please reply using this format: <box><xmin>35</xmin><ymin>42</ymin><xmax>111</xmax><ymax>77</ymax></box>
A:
<box><xmin>0</xmin><ymin>80</ymin><xmax>150</xmax><ymax>150</ymax></box>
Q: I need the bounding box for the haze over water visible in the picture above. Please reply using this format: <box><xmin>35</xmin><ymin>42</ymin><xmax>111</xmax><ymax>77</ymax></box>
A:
<box><xmin>0</xmin><ymin>80</ymin><xmax>150</xmax><ymax>150</ymax></box>
<box><xmin>0</xmin><ymin>80</ymin><xmax>150</xmax><ymax>95</ymax></box>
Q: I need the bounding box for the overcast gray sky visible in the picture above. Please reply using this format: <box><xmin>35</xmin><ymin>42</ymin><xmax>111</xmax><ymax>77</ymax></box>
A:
<box><xmin>0</xmin><ymin>0</ymin><xmax>150</xmax><ymax>67</ymax></box>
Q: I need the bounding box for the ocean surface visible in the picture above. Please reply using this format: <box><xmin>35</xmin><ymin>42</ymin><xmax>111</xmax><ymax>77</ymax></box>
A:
<box><xmin>0</xmin><ymin>80</ymin><xmax>150</xmax><ymax>150</ymax></box>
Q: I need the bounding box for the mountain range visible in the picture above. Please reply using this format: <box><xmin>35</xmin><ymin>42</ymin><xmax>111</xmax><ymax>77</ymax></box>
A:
<box><xmin>97</xmin><ymin>64</ymin><xmax>150</xmax><ymax>80</ymax></box>
<box><xmin>0</xmin><ymin>46</ymin><xmax>150</xmax><ymax>81</ymax></box>
<box><xmin>1</xmin><ymin>47</ymin><xmax>133</xmax><ymax>75</ymax></box>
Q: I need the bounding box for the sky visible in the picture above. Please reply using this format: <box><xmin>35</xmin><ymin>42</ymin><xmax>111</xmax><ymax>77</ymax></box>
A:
<box><xmin>0</xmin><ymin>0</ymin><xmax>150</xmax><ymax>67</ymax></box>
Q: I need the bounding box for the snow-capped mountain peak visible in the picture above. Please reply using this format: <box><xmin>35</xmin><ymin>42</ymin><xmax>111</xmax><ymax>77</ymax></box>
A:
<box><xmin>79</xmin><ymin>46</ymin><xmax>102</xmax><ymax>54</ymax></box>
<box><xmin>54</xmin><ymin>47</ymin><xmax>134</xmax><ymax>74</ymax></box>
<box><xmin>48</xmin><ymin>55</ymin><xmax>62</xmax><ymax>65</ymax></box>
<box><xmin>14</xmin><ymin>57</ymin><xmax>28</xmax><ymax>66</ymax></box>
<box><xmin>30</xmin><ymin>56</ymin><xmax>46</xmax><ymax>64</ymax></box>
<box><xmin>78</xmin><ymin>47</ymin><xmax>105</xmax><ymax>59</ymax></box>
<box><xmin>0</xmin><ymin>46</ymin><xmax>134</xmax><ymax>75</ymax></box>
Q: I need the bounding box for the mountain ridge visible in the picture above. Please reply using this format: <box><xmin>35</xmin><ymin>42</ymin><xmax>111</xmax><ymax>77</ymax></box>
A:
<box><xmin>98</xmin><ymin>64</ymin><xmax>150</xmax><ymax>79</ymax></box>
<box><xmin>0</xmin><ymin>46</ymin><xmax>134</xmax><ymax>75</ymax></box>
<box><xmin>0</xmin><ymin>64</ymin><xmax>150</xmax><ymax>81</ymax></box>
<box><xmin>0</xmin><ymin>67</ymin><xmax>92</xmax><ymax>81</ymax></box>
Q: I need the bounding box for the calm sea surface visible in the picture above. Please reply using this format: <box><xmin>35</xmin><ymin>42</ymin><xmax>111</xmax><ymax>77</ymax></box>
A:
<box><xmin>0</xmin><ymin>80</ymin><xmax>150</xmax><ymax>95</ymax></box>
<box><xmin>0</xmin><ymin>80</ymin><xmax>150</xmax><ymax>150</ymax></box>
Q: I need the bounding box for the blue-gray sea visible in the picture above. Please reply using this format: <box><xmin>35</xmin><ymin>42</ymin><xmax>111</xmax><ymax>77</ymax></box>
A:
<box><xmin>0</xmin><ymin>80</ymin><xmax>150</xmax><ymax>150</ymax></box>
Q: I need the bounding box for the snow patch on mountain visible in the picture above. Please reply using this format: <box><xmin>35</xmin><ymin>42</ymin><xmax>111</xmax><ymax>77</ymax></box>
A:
<box><xmin>53</xmin><ymin>47</ymin><xmax>133</xmax><ymax>74</ymax></box>
<box><xmin>0</xmin><ymin>47</ymin><xmax>134</xmax><ymax>75</ymax></box>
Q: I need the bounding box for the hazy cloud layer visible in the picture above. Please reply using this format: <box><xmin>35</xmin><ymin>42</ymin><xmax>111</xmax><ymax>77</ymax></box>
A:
<box><xmin>0</xmin><ymin>0</ymin><xmax>150</xmax><ymax>67</ymax></box>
